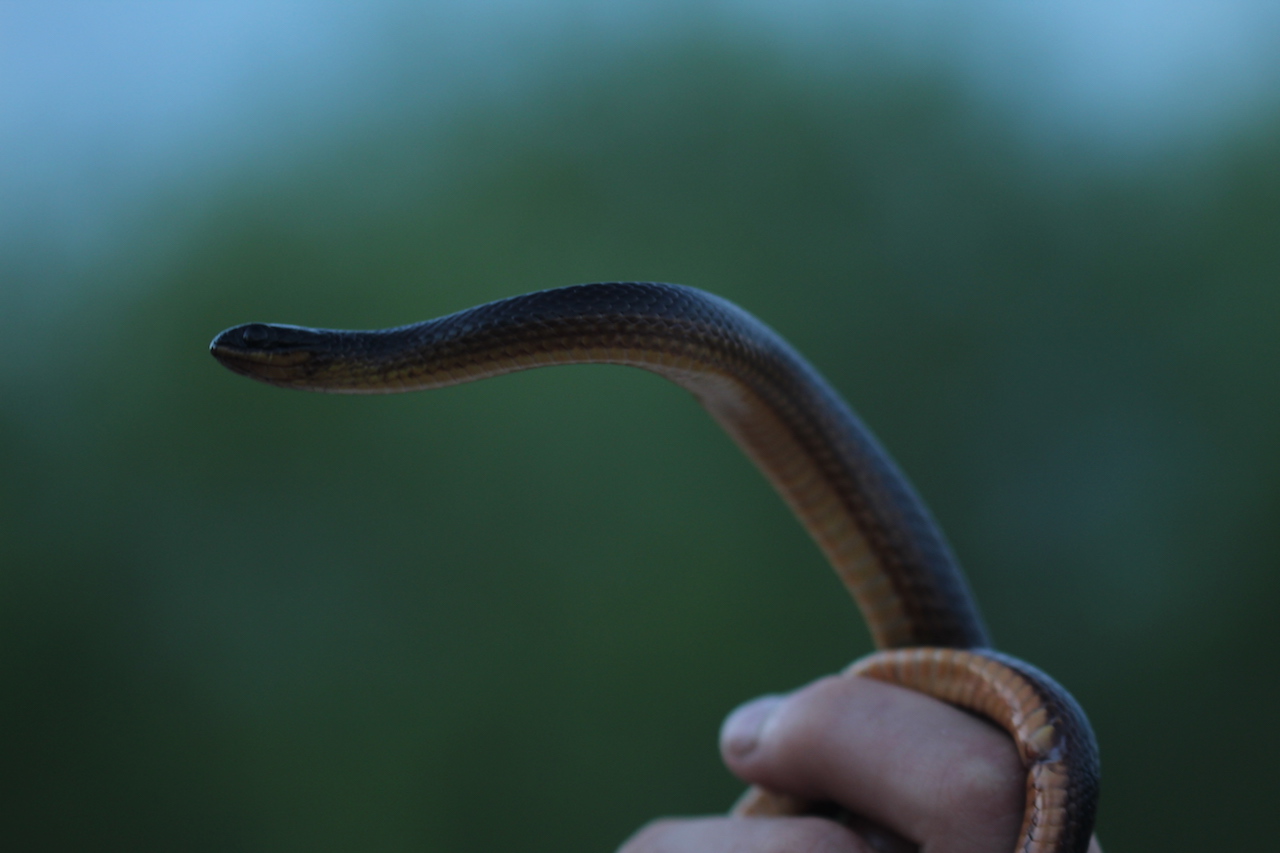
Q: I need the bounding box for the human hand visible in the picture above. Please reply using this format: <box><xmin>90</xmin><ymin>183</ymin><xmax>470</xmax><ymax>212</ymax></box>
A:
<box><xmin>618</xmin><ymin>669</ymin><xmax>1102</xmax><ymax>853</ymax></box>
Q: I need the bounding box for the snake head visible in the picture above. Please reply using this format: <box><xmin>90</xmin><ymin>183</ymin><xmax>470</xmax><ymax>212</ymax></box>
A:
<box><xmin>210</xmin><ymin>323</ymin><xmax>337</xmax><ymax>387</ymax></box>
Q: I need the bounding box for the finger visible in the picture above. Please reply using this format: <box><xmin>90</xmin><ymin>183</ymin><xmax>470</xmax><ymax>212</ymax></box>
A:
<box><xmin>720</xmin><ymin>674</ymin><xmax>1025</xmax><ymax>853</ymax></box>
<box><xmin>618</xmin><ymin>816</ymin><xmax>873</xmax><ymax>853</ymax></box>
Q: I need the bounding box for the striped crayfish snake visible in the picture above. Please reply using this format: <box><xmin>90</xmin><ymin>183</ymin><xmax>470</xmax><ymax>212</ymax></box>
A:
<box><xmin>211</xmin><ymin>282</ymin><xmax>1099</xmax><ymax>853</ymax></box>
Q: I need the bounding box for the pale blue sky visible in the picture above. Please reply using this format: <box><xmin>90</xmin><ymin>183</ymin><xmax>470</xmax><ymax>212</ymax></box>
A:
<box><xmin>4</xmin><ymin>1</ymin><xmax>1279</xmax><ymax>257</ymax></box>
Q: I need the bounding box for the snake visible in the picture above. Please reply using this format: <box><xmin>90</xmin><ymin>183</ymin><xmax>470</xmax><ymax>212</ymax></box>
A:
<box><xmin>210</xmin><ymin>281</ymin><xmax>1099</xmax><ymax>853</ymax></box>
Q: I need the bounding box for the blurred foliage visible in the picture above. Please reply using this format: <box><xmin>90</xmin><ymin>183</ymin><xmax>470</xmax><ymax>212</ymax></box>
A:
<box><xmin>3</xmin><ymin>40</ymin><xmax>1279</xmax><ymax>851</ymax></box>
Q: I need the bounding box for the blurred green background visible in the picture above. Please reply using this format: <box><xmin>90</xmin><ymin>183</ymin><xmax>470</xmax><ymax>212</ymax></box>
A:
<box><xmin>3</xmin><ymin>3</ymin><xmax>1280</xmax><ymax>850</ymax></box>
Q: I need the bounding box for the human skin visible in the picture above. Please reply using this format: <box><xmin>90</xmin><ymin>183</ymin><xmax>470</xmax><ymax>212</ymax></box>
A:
<box><xmin>618</xmin><ymin>670</ymin><xmax>1102</xmax><ymax>853</ymax></box>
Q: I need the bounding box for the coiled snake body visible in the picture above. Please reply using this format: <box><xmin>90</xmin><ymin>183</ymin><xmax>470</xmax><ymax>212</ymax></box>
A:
<box><xmin>211</xmin><ymin>282</ymin><xmax>1099</xmax><ymax>853</ymax></box>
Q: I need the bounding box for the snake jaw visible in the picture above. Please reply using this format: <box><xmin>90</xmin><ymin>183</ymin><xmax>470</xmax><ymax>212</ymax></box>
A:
<box><xmin>209</xmin><ymin>341</ymin><xmax>313</xmax><ymax>380</ymax></box>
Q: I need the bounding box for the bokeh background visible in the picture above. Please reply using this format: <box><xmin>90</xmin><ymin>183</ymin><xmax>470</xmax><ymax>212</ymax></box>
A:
<box><xmin>4</xmin><ymin>2</ymin><xmax>1280</xmax><ymax>850</ymax></box>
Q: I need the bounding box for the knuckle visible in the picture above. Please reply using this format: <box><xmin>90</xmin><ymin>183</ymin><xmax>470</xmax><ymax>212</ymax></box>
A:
<box><xmin>763</xmin><ymin>676</ymin><xmax>846</xmax><ymax>754</ymax></box>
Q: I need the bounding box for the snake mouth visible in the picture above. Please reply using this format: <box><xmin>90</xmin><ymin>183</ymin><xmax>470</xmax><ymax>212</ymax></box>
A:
<box><xmin>210</xmin><ymin>344</ymin><xmax>316</xmax><ymax>381</ymax></box>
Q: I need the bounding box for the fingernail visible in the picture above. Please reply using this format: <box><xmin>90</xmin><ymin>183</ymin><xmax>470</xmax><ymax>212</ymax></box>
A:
<box><xmin>722</xmin><ymin>695</ymin><xmax>784</xmax><ymax>758</ymax></box>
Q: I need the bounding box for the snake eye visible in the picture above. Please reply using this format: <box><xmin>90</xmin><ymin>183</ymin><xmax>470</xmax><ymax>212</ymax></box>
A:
<box><xmin>240</xmin><ymin>324</ymin><xmax>272</xmax><ymax>347</ymax></box>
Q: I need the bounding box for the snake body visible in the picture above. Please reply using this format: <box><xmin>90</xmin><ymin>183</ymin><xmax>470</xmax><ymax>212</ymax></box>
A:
<box><xmin>210</xmin><ymin>282</ymin><xmax>1099</xmax><ymax>853</ymax></box>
